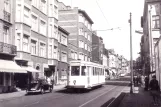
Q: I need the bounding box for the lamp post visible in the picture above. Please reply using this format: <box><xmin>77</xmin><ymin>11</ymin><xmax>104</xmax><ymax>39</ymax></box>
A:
<box><xmin>129</xmin><ymin>12</ymin><xmax>134</xmax><ymax>94</ymax></box>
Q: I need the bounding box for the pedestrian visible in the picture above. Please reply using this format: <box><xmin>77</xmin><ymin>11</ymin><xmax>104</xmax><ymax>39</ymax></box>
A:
<box><xmin>144</xmin><ymin>76</ymin><xmax>149</xmax><ymax>91</ymax></box>
<box><xmin>149</xmin><ymin>75</ymin><xmax>160</xmax><ymax>105</ymax></box>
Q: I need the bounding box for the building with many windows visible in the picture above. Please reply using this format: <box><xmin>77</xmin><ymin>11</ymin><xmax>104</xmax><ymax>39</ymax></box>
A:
<box><xmin>57</xmin><ymin>26</ymin><xmax>69</xmax><ymax>85</ymax></box>
<box><xmin>13</xmin><ymin>0</ymin><xmax>59</xmax><ymax>87</ymax></box>
<box><xmin>141</xmin><ymin>1</ymin><xmax>160</xmax><ymax>76</ymax></box>
<box><xmin>58</xmin><ymin>2</ymin><xmax>93</xmax><ymax>62</ymax></box>
<box><xmin>91</xmin><ymin>31</ymin><xmax>103</xmax><ymax>64</ymax></box>
<box><xmin>0</xmin><ymin>0</ymin><xmax>26</xmax><ymax>93</ymax></box>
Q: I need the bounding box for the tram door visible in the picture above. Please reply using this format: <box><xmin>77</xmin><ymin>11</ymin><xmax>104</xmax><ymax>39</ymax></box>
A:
<box><xmin>86</xmin><ymin>66</ymin><xmax>90</xmax><ymax>87</ymax></box>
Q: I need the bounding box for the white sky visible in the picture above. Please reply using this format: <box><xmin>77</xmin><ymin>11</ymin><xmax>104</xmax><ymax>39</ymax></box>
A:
<box><xmin>58</xmin><ymin>0</ymin><xmax>144</xmax><ymax>60</ymax></box>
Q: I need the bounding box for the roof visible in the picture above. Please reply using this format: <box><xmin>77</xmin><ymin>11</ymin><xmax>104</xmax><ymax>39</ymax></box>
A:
<box><xmin>58</xmin><ymin>26</ymin><xmax>69</xmax><ymax>35</ymax></box>
<box><xmin>78</xmin><ymin>9</ymin><xmax>94</xmax><ymax>24</ymax></box>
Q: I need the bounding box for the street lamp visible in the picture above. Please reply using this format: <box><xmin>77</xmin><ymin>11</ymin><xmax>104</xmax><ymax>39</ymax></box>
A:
<box><xmin>129</xmin><ymin>12</ymin><xmax>134</xmax><ymax>94</ymax></box>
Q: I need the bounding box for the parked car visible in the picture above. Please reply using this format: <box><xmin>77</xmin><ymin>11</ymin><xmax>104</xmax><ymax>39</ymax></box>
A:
<box><xmin>26</xmin><ymin>79</ymin><xmax>53</xmax><ymax>94</ymax></box>
<box><xmin>120</xmin><ymin>73</ymin><xmax>125</xmax><ymax>77</ymax></box>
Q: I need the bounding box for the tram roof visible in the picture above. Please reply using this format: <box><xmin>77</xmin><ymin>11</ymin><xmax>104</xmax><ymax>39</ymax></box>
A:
<box><xmin>69</xmin><ymin>60</ymin><xmax>105</xmax><ymax>68</ymax></box>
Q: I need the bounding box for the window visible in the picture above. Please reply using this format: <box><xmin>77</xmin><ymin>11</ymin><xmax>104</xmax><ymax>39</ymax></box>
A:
<box><xmin>71</xmin><ymin>66</ymin><xmax>80</xmax><ymax>76</ymax></box>
<box><xmin>40</xmin><ymin>42</ymin><xmax>46</xmax><ymax>57</ymax></box>
<box><xmin>81</xmin><ymin>66</ymin><xmax>86</xmax><ymax>76</ymax></box>
<box><xmin>31</xmin><ymin>15</ymin><xmax>38</xmax><ymax>31</ymax></box>
<box><xmin>48</xmin><ymin>45</ymin><xmax>52</xmax><ymax>58</ymax></box>
<box><xmin>54</xmin><ymin>6</ymin><xmax>57</xmax><ymax>15</ymax></box>
<box><xmin>54</xmin><ymin>26</ymin><xmax>57</xmax><ymax>39</ymax></box>
<box><xmin>40</xmin><ymin>20</ymin><xmax>46</xmax><ymax>36</ymax></box>
<box><xmin>4</xmin><ymin>0</ymin><xmax>10</xmax><ymax>13</ymax></box>
<box><xmin>85</xmin><ymin>55</ymin><xmax>87</xmax><ymax>61</ymax></box>
<box><xmin>24</xmin><ymin>6</ymin><xmax>30</xmax><ymax>25</ymax></box>
<box><xmin>74</xmin><ymin>52</ymin><xmax>77</xmax><ymax>60</ymax></box>
<box><xmin>84</xmin><ymin>32</ymin><xmax>87</xmax><ymax>38</ymax></box>
<box><xmin>152</xmin><ymin>15</ymin><xmax>160</xmax><ymax>29</ymax></box>
<box><xmin>79</xmin><ymin>15</ymin><xmax>84</xmax><ymax>23</ymax></box>
<box><xmin>71</xmin><ymin>51</ymin><xmax>75</xmax><ymax>59</ymax></box>
<box><xmin>85</xmin><ymin>43</ymin><xmax>87</xmax><ymax>50</ymax></box>
<box><xmin>61</xmin><ymin>35</ymin><xmax>67</xmax><ymax>45</ymax></box>
<box><xmin>79</xmin><ymin>40</ymin><xmax>84</xmax><ymax>48</ymax></box>
<box><xmin>16</xmin><ymin>4</ymin><xmax>21</xmax><ymax>22</ymax></box>
<box><xmin>3</xmin><ymin>26</ymin><xmax>9</xmax><ymax>43</ymax></box>
<box><xmin>16</xmin><ymin>33</ymin><xmax>21</xmax><ymax>50</ymax></box>
<box><xmin>40</xmin><ymin>0</ymin><xmax>46</xmax><ymax>14</ymax></box>
<box><xmin>88</xmin><ymin>45</ymin><xmax>90</xmax><ymax>52</ymax></box>
<box><xmin>58</xmin><ymin>32</ymin><xmax>60</xmax><ymax>42</ymax></box>
<box><xmin>79</xmin><ymin>53</ymin><xmax>84</xmax><ymax>61</ymax></box>
<box><xmin>79</xmin><ymin>28</ymin><xmax>83</xmax><ymax>35</ymax></box>
<box><xmin>48</xmin><ymin>24</ymin><xmax>52</xmax><ymax>37</ymax></box>
<box><xmin>23</xmin><ymin>35</ymin><xmax>29</xmax><ymax>52</ymax></box>
<box><xmin>88</xmin><ymin>57</ymin><xmax>90</xmax><ymax>61</ymax></box>
<box><xmin>31</xmin><ymin>39</ymin><xmax>37</xmax><ymax>55</ymax></box>
<box><xmin>58</xmin><ymin>50</ymin><xmax>60</xmax><ymax>60</ymax></box>
<box><xmin>61</xmin><ymin>52</ymin><xmax>67</xmax><ymax>62</ymax></box>
<box><xmin>53</xmin><ymin>46</ymin><xmax>57</xmax><ymax>59</ymax></box>
<box><xmin>88</xmin><ymin>35</ymin><xmax>90</xmax><ymax>41</ymax></box>
<box><xmin>49</xmin><ymin>3</ymin><xmax>53</xmax><ymax>16</ymax></box>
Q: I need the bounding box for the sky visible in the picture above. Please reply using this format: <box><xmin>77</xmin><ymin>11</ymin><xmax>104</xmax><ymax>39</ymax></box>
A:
<box><xmin>58</xmin><ymin>0</ymin><xmax>145</xmax><ymax>60</ymax></box>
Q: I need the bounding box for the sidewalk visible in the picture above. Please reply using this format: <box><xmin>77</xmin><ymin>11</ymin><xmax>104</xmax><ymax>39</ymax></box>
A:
<box><xmin>119</xmin><ymin>86</ymin><xmax>157</xmax><ymax>107</ymax></box>
<box><xmin>0</xmin><ymin>84</ymin><xmax>66</xmax><ymax>101</ymax></box>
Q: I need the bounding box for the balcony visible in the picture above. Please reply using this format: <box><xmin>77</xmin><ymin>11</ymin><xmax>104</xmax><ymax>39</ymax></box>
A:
<box><xmin>3</xmin><ymin>10</ymin><xmax>11</xmax><ymax>22</ymax></box>
<box><xmin>0</xmin><ymin>42</ymin><xmax>17</xmax><ymax>55</ymax></box>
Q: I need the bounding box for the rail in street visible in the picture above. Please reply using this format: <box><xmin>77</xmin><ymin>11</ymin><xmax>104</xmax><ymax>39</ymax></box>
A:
<box><xmin>0</xmin><ymin>77</ymin><xmax>130</xmax><ymax>107</ymax></box>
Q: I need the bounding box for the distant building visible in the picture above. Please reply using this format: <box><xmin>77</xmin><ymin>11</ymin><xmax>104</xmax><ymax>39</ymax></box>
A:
<box><xmin>58</xmin><ymin>2</ymin><xmax>93</xmax><ymax>62</ymax></box>
<box><xmin>91</xmin><ymin>31</ymin><xmax>103</xmax><ymax>64</ymax></box>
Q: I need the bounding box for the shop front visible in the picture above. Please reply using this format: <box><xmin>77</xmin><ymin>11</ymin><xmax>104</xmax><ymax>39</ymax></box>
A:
<box><xmin>0</xmin><ymin>59</ymin><xmax>27</xmax><ymax>93</ymax></box>
<box><xmin>57</xmin><ymin>61</ymin><xmax>69</xmax><ymax>85</ymax></box>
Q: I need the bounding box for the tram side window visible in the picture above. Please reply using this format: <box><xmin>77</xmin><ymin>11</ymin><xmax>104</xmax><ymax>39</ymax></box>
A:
<box><xmin>81</xmin><ymin>66</ymin><xmax>86</xmax><ymax>76</ymax></box>
<box><xmin>71</xmin><ymin>66</ymin><xmax>80</xmax><ymax>76</ymax></box>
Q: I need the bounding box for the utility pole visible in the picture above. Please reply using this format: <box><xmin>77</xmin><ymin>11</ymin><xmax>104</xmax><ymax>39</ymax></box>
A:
<box><xmin>129</xmin><ymin>12</ymin><xmax>134</xmax><ymax>94</ymax></box>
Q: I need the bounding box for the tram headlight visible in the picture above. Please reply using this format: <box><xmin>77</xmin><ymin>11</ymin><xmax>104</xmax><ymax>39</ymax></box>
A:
<box><xmin>73</xmin><ymin>80</ymin><xmax>76</xmax><ymax>85</ymax></box>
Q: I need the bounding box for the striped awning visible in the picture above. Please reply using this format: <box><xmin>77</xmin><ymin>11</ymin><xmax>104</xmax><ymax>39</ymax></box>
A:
<box><xmin>0</xmin><ymin>59</ymin><xmax>27</xmax><ymax>73</ymax></box>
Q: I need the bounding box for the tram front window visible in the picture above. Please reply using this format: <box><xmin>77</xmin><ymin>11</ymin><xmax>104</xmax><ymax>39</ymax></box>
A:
<box><xmin>71</xmin><ymin>66</ymin><xmax>80</xmax><ymax>76</ymax></box>
<box><xmin>81</xmin><ymin>66</ymin><xmax>86</xmax><ymax>76</ymax></box>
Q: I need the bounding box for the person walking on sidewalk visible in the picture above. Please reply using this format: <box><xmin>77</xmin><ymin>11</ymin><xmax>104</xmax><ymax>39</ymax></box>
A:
<box><xmin>149</xmin><ymin>75</ymin><xmax>160</xmax><ymax>105</ymax></box>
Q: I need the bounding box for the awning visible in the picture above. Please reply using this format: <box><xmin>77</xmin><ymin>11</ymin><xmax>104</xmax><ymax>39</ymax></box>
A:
<box><xmin>0</xmin><ymin>60</ymin><xmax>27</xmax><ymax>73</ymax></box>
<box><xmin>21</xmin><ymin>66</ymin><xmax>40</xmax><ymax>73</ymax></box>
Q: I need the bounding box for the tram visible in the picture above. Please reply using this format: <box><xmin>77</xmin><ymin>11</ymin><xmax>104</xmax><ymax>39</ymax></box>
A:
<box><xmin>66</xmin><ymin>60</ymin><xmax>105</xmax><ymax>89</ymax></box>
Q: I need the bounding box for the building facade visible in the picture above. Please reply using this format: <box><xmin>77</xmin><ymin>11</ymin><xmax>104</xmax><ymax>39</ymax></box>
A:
<box><xmin>0</xmin><ymin>0</ymin><xmax>26</xmax><ymax>93</ymax></box>
<box><xmin>91</xmin><ymin>31</ymin><xmax>103</xmax><ymax>64</ymax></box>
<box><xmin>57</xmin><ymin>26</ymin><xmax>69</xmax><ymax>85</ymax></box>
<box><xmin>108</xmin><ymin>49</ymin><xmax>117</xmax><ymax>76</ymax></box>
<box><xmin>58</xmin><ymin>2</ymin><xmax>93</xmax><ymax>62</ymax></box>
<box><xmin>13</xmin><ymin>0</ymin><xmax>59</xmax><ymax>87</ymax></box>
<box><xmin>141</xmin><ymin>0</ymin><xmax>160</xmax><ymax>76</ymax></box>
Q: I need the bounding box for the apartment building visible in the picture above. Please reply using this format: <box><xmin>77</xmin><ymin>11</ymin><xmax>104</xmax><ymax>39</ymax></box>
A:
<box><xmin>57</xmin><ymin>26</ymin><xmax>69</xmax><ymax>85</ymax></box>
<box><xmin>0</xmin><ymin>0</ymin><xmax>26</xmax><ymax>93</ymax></box>
<box><xmin>108</xmin><ymin>49</ymin><xmax>117</xmax><ymax>76</ymax></box>
<box><xmin>141</xmin><ymin>0</ymin><xmax>160</xmax><ymax>76</ymax></box>
<box><xmin>58</xmin><ymin>2</ymin><xmax>93</xmax><ymax>62</ymax></box>
<box><xmin>13</xmin><ymin>0</ymin><xmax>59</xmax><ymax>87</ymax></box>
<box><xmin>91</xmin><ymin>31</ymin><xmax>103</xmax><ymax>64</ymax></box>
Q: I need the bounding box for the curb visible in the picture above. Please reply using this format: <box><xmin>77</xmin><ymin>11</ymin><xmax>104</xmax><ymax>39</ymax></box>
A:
<box><xmin>107</xmin><ymin>92</ymin><xmax>126</xmax><ymax>107</ymax></box>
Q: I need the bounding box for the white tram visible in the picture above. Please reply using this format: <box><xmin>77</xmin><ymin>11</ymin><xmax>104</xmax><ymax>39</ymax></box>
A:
<box><xmin>66</xmin><ymin>60</ymin><xmax>105</xmax><ymax>89</ymax></box>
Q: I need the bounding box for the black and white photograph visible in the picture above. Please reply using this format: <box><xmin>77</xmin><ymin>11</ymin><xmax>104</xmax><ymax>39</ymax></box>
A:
<box><xmin>0</xmin><ymin>0</ymin><xmax>160</xmax><ymax>107</ymax></box>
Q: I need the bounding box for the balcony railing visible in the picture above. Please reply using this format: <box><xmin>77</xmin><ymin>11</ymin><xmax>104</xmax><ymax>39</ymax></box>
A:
<box><xmin>0</xmin><ymin>42</ymin><xmax>17</xmax><ymax>55</ymax></box>
<box><xmin>3</xmin><ymin>10</ymin><xmax>11</xmax><ymax>22</ymax></box>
